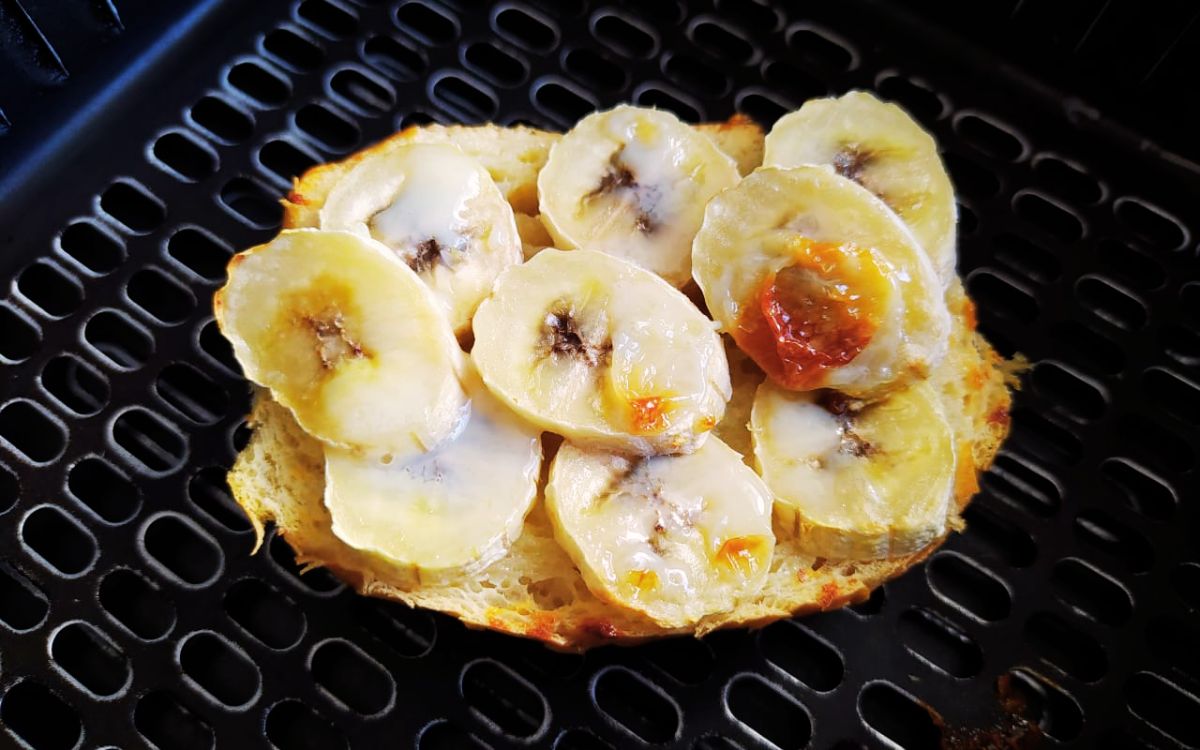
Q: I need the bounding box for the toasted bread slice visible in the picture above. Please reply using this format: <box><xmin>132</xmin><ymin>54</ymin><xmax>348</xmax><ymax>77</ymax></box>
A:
<box><xmin>227</xmin><ymin>300</ymin><xmax>1009</xmax><ymax>651</ymax></box>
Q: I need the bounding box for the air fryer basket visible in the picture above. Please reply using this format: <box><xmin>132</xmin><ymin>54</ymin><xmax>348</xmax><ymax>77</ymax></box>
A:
<box><xmin>0</xmin><ymin>1</ymin><xmax>1197</xmax><ymax>748</ymax></box>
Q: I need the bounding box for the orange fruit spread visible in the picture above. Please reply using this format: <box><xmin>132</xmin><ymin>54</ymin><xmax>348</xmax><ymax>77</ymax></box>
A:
<box><xmin>736</xmin><ymin>238</ymin><xmax>885</xmax><ymax>390</ymax></box>
<box><xmin>715</xmin><ymin>535</ymin><xmax>769</xmax><ymax>577</ymax></box>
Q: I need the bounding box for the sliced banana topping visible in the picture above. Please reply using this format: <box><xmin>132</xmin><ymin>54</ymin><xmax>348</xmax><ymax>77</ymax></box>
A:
<box><xmin>764</xmin><ymin>91</ymin><xmax>958</xmax><ymax>284</ymax></box>
<box><xmin>751</xmin><ymin>380</ymin><xmax>954</xmax><ymax>559</ymax></box>
<box><xmin>546</xmin><ymin>438</ymin><xmax>774</xmax><ymax>627</ymax></box>
<box><xmin>320</xmin><ymin>142</ymin><xmax>522</xmax><ymax>334</ymax></box>
<box><xmin>324</xmin><ymin>362</ymin><xmax>542</xmax><ymax>586</ymax></box>
<box><xmin>472</xmin><ymin>248</ymin><xmax>730</xmax><ymax>455</ymax></box>
<box><xmin>538</xmin><ymin>105</ymin><xmax>740</xmax><ymax>287</ymax></box>
<box><xmin>692</xmin><ymin>166</ymin><xmax>950</xmax><ymax>399</ymax></box>
<box><xmin>215</xmin><ymin>229</ymin><xmax>467</xmax><ymax>454</ymax></box>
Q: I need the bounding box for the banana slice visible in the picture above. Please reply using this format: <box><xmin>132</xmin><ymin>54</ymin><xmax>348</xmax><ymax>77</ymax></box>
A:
<box><xmin>215</xmin><ymin>229</ymin><xmax>467</xmax><ymax>454</ymax></box>
<box><xmin>751</xmin><ymin>380</ymin><xmax>954</xmax><ymax>559</ymax></box>
<box><xmin>324</xmin><ymin>362</ymin><xmax>541</xmax><ymax>586</ymax></box>
<box><xmin>713</xmin><ymin>336</ymin><xmax>764</xmax><ymax>463</ymax></box>
<box><xmin>763</xmin><ymin>91</ymin><xmax>957</xmax><ymax>283</ymax></box>
<box><xmin>692</xmin><ymin>166</ymin><xmax>950</xmax><ymax>399</ymax></box>
<box><xmin>538</xmin><ymin>105</ymin><xmax>740</xmax><ymax>287</ymax></box>
<box><xmin>472</xmin><ymin>248</ymin><xmax>730</xmax><ymax>455</ymax></box>
<box><xmin>320</xmin><ymin>142</ymin><xmax>522</xmax><ymax>334</ymax></box>
<box><xmin>546</xmin><ymin>438</ymin><xmax>774</xmax><ymax>627</ymax></box>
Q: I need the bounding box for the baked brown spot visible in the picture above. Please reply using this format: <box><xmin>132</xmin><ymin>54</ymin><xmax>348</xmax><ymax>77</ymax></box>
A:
<box><xmin>303</xmin><ymin>311</ymin><xmax>366</xmax><ymax>369</ymax></box>
<box><xmin>818</xmin><ymin>391</ymin><xmax>876</xmax><ymax>458</ymax></box>
<box><xmin>586</xmin><ymin>152</ymin><xmax>656</xmax><ymax>235</ymax></box>
<box><xmin>539</xmin><ymin>304</ymin><xmax>611</xmax><ymax>366</ymax></box>
<box><xmin>408</xmin><ymin>238</ymin><xmax>441</xmax><ymax>273</ymax></box>
<box><xmin>832</xmin><ymin>145</ymin><xmax>873</xmax><ymax>184</ymax></box>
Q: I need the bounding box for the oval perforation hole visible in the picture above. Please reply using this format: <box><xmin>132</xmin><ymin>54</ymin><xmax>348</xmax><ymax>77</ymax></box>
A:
<box><xmin>1146</xmin><ymin>615</ymin><xmax>1200</xmax><ymax>681</ymax></box>
<box><xmin>562</xmin><ymin>46</ymin><xmax>624</xmax><ymax>91</ymax></box>
<box><xmin>874</xmin><ymin>72</ymin><xmax>945</xmax><ymax>121</ymax></box>
<box><xmin>898</xmin><ymin>607</ymin><xmax>983</xmax><ymax>678</ymax></box>
<box><xmin>532</xmin><ymin>78</ymin><xmax>597</xmax><ymax>126</ymax></box>
<box><xmin>0</xmin><ymin>562</ymin><xmax>49</xmax><ymax>631</ymax></box>
<box><xmin>1115</xmin><ymin>197</ymin><xmax>1187</xmax><ymax>251</ymax></box>
<box><xmin>266</xmin><ymin>700</ymin><xmax>349</xmax><ymax>750</ymax></box>
<box><xmin>68</xmin><ymin>456</ymin><xmax>140</xmax><ymax>524</ymax></box>
<box><xmin>58</xmin><ymin>220</ymin><xmax>124</xmax><ymax>275</ymax></box>
<box><xmin>1050</xmin><ymin>319</ymin><xmax>1124</xmax><ymax>375</ymax></box>
<box><xmin>330</xmin><ymin>67</ymin><xmax>393</xmax><ymax>114</ymax></box>
<box><xmin>167</xmin><ymin>227</ymin><xmax>233</xmax><ymax>282</ymax></box>
<box><xmin>461</xmin><ymin>659</ymin><xmax>546</xmax><ymax>738</ymax></box>
<box><xmin>260</xmin><ymin>138</ymin><xmax>320</xmax><ymax>184</ymax></box>
<box><xmin>1031</xmin><ymin>361</ymin><xmax>1105</xmax><ymax>421</ymax></box>
<box><xmin>0</xmin><ymin>462</ymin><xmax>15</xmax><ymax>515</ymax></box>
<box><xmin>1162</xmin><ymin>323</ymin><xmax>1200</xmax><ymax>367</ymax></box>
<box><xmin>1095</xmin><ymin>238</ymin><xmax>1165</xmax><ymax>290</ymax></box>
<box><xmin>0</xmin><ymin>304</ymin><xmax>40</xmax><ymax>362</ymax></box>
<box><xmin>141</xmin><ymin>513</ymin><xmax>223</xmax><ymax>586</ymax></box>
<box><xmin>225</xmin><ymin>578</ymin><xmax>305</xmax><ymax>649</ymax></box>
<box><xmin>418</xmin><ymin>720</ymin><xmax>488</xmax><ymax>750</ymax></box>
<box><xmin>966</xmin><ymin>270</ymin><xmax>1038</xmax><ymax>324</ymax></box>
<box><xmin>954</xmin><ymin>112</ymin><xmax>1025</xmax><ymax>161</ymax></box>
<box><xmin>85</xmin><ymin>309</ymin><xmax>153</xmax><ymax>370</ymax></box>
<box><xmin>944</xmin><ymin>151</ymin><xmax>999</xmax><ymax>199</ymax></box>
<box><xmin>21</xmin><ymin>504</ymin><xmax>97</xmax><ymax>576</ymax></box>
<box><xmin>1077</xmin><ymin>275</ymin><xmax>1147</xmax><ymax>329</ymax></box>
<box><xmin>1171</xmin><ymin>562</ymin><xmax>1200</xmax><ymax>610</ymax></box>
<box><xmin>262</xmin><ymin>27</ymin><xmax>325</xmax><ymax>72</ymax></box>
<box><xmin>991</xmin><ymin>232</ymin><xmax>1060</xmax><ymax>285</ymax></box>
<box><xmin>363</xmin><ymin>34</ymin><xmax>425</xmax><ymax>81</ymax></box>
<box><xmin>961</xmin><ymin>503</ymin><xmax>1037</xmax><ymax>567</ymax></box>
<box><xmin>310</xmin><ymin>638</ymin><xmax>395</xmax><ymax>715</ymax></box>
<box><xmin>1</xmin><ymin>680</ymin><xmax>82</xmax><ymax>750</ymax></box>
<box><xmin>0</xmin><ymin>400</ymin><xmax>64</xmax><ymax>465</ymax></box>
<box><xmin>50</xmin><ymin>621</ymin><xmax>129</xmax><ymax>698</ymax></box>
<box><xmin>267</xmin><ymin>532</ymin><xmax>343</xmax><ymax>593</ymax></box>
<box><xmin>1126</xmin><ymin>672</ymin><xmax>1200</xmax><ymax>747</ymax></box>
<box><xmin>635</xmin><ymin>84</ymin><xmax>701</xmax><ymax>122</ymax></box>
<box><xmin>127</xmin><ymin>267</ymin><xmax>197</xmax><ymax>325</ymax></box>
<box><xmin>430</xmin><ymin>73</ymin><xmax>497</xmax><ymax>122</ymax></box>
<box><xmin>190</xmin><ymin>95</ymin><xmax>254</xmax><ymax>144</ymax></box>
<box><xmin>188</xmin><ymin>466</ymin><xmax>251</xmax><ymax>532</ymax></box>
<box><xmin>716</xmin><ymin>0</ymin><xmax>779</xmax><ymax>30</ymax></box>
<box><xmin>513</xmin><ymin>638</ymin><xmax>583</xmax><ymax>681</ymax></box>
<box><xmin>555</xmin><ymin>728</ymin><xmax>612</xmax><ymax>750</ymax></box>
<box><xmin>787</xmin><ymin>24</ymin><xmax>854</xmax><ymax>71</ymax></box>
<box><xmin>220</xmin><ymin>176</ymin><xmax>282</xmax><ymax>229</ymax></box>
<box><xmin>1051</xmin><ymin>557</ymin><xmax>1132</xmax><ymax>626</ymax></box>
<box><xmin>859</xmin><ymin>680</ymin><xmax>941</xmax><ymax>749</ymax></box>
<box><xmin>1013</xmin><ymin>191</ymin><xmax>1084</xmax><ymax>243</ymax></box>
<box><xmin>641</xmin><ymin>636</ymin><xmax>715</xmax><ymax>685</ymax></box>
<box><xmin>152</xmin><ymin>130</ymin><xmax>218</xmax><ymax>182</ymax></box>
<box><xmin>1102</xmin><ymin>455</ymin><xmax>1177</xmax><ymax>519</ymax></box>
<box><xmin>297</xmin><ymin>0</ymin><xmax>357</xmax><ymax>38</ymax></box>
<box><xmin>157</xmin><ymin>363</ymin><xmax>227</xmax><ymax>425</ymax></box>
<box><xmin>725</xmin><ymin>673</ymin><xmax>812</xmax><ymax>749</ymax></box>
<box><xmin>396</xmin><ymin>0</ymin><xmax>457</xmax><ymax>44</ymax></box>
<box><xmin>99</xmin><ymin>179</ymin><xmax>165</xmax><ymax>233</ymax></box>
<box><xmin>1033</xmin><ymin>154</ymin><xmax>1102</xmax><ymax>204</ymax></box>
<box><xmin>228</xmin><ymin>60</ymin><xmax>290</xmax><ymax>107</ymax></box>
<box><xmin>759</xmin><ymin>620</ymin><xmax>843</xmax><ymax>691</ymax></box>
<box><xmin>926</xmin><ymin>551</ymin><xmax>1011</xmax><ymax>621</ymax></box>
<box><xmin>593</xmin><ymin>666</ymin><xmax>680</xmax><ymax>744</ymax></box>
<box><xmin>735</xmin><ymin>89</ymin><xmax>792</xmax><ymax>128</ymax></box>
<box><xmin>1143</xmin><ymin>366</ymin><xmax>1200</xmax><ymax>426</ymax></box>
<box><xmin>760</xmin><ymin>60</ymin><xmax>825</xmax><ymax>102</ymax></box>
<box><xmin>1024</xmin><ymin>611</ymin><xmax>1107</xmax><ymax>681</ymax></box>
<box><xmin>17</xmin><ymin>261</ymin><xmax>83</xmax><ymax>318</ymax></box>
<box><xmin>1073</xmin><ymin>507</ymin><xmax>1152</xmax><ymax>573</ymax></box>
<box><xmin>352</xmin><ymin>597</ymin><xmax>436</xmax><ymax>658</ymax></box>
<box><xmin>463</xmin><ymin>41</ymin><xmax>527</xmax><ymax>87</ymax></box>
<box><xmin>1115</xmin><ymin>412</ymin><xmax>1193</xmax><ymax>474</ymax></box>
<box><xmin>111</xmin><ymin>407</ymin><xmax>186</xmax><ymax>475</ymax></box>
<box><xmin>689</xmin><ymin>18</ymin><xmax>753</xmax><ymax>63</ymax></box>
<box><xmin>295</xmin><ymin>102</ymin><xmax>359</xmax><ymax>152</ymax></box>
<box><xmin>179</xmin><ymin>630</ymin><xmax>260</xmax><ymax>708</ymax></box>
<box><xmin>982</xmin><ymin>452</ymin><xmax>1063</xmax><ymax>516</ymax></box>
<box><xmin>1007</xmin><ymin>408</ymin><xmax>1083</xmax><ymax>465</ymax></box>
<box><xmin>134</xmin><ymin>690</ymin><xmax>214</xmax><ymax>750</ymax></box>
<box><xmin>848</xmin><ymin>583</ymin><xmax>886</xmax><ymax>616</ymax></box>
<box><xmin>591</xmin><ymin>11</ymin><xmax>654</xmax><ymax>58</ymax></box>
<box><xmin>662</xmin><ymin>51</ymin><xmax>726</xmax><ymax>96</ymax></box>
<box><xmin>494</xmin><ymin>5</ymin><xmax>558</xmax><ymax>51</ymax></box>
<box><xmin>41</xmin><ymin>354</ymin><xmax>109</xmax><ymax>416</ymax></box>
<box><xmin>1002</xmin><ymin>669</ymin><xmax>1083</xmax><ymax>741</ymax></box>
<box><xmin>99</xmin><ymin>567</ymin><xmax>175</xmax><ymax>640</ymax></box>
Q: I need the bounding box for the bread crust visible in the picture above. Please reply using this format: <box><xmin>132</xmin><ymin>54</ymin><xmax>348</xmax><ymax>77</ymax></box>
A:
<box><xmin>227</xmin><ymin>119</ymin><xmax>1011</xmax><ymax>651</ymax></box>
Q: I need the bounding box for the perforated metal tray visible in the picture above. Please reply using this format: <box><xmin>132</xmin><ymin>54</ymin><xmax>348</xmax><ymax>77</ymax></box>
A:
<box><xmin>1</xmin><ymin>1</ymin><xmax>1198</xmax><ymax>748</ymax></box>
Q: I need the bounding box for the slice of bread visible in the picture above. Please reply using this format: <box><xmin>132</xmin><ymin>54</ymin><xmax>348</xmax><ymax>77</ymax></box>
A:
<box><xmin>227</xmin><ymin>306</ymin><xmax>1010</xmax><ymax>651</ymax></box>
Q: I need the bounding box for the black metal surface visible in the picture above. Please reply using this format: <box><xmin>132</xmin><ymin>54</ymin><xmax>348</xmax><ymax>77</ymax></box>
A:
<box><xmin>1</xmin><ymin>1</ymin><xmax>1198</xmax><ymax>748</ymax></box>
